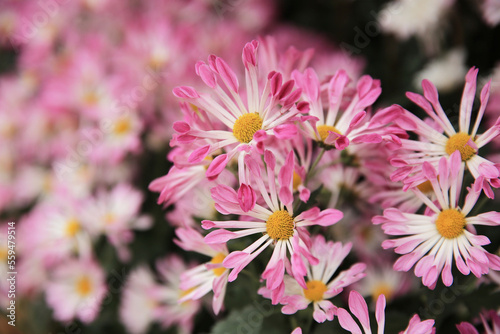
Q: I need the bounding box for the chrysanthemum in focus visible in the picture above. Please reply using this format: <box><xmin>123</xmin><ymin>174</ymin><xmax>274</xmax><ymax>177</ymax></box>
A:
<box><xmin>392</xmin><ymin>67</ymin><xmax>500</xmax><ymax>196</ymax></box>
<box><xmin>259</xmin><ymin>235</ymin><xmax>365</xmax><ymax>323</ymax></box>
<box><xmin>202</xmin><ymin>150</ymin><xmax>343</xmax><ymax>304</ymax></box>
<box><xmin>375</xmin><ymin>152</ymin><xmax>500</xmax><ymax>288</ymax></box>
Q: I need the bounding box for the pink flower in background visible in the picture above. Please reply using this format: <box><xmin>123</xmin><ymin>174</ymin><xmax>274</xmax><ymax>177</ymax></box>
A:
<box><xmin>257</xmin><ymin>34</ymin><xmax>314</xmax><ymax>80</ymax></box>
<box><xmin>81</xmin><ymin>183</ymin><xmax>152</xmax><ymax>261</ymax></box>
<box><xmin>155</xmin><ymin>255</ymin><xmax>201</xmax><ymax>334</ymax></box>
<box><xmin>337</xmin><ymin>290</ymin><xmax>435</xmax><ymax>334</ymax></box>
<box><xmin>377</xmin><ymin>0</ymin><xmax>454</xmax><ymax>55</ymax></box>
<box><xmin>259</xmin><ymin>235</ymin><xmax>365</xmax><ymax>323</ymax></box>
<box><xmin>120</xmin><ymin>267</ymin><xmax>164</xmax><ymax>334</ymax></box>
<box><xmin>45</xmin><ymin>258</ymin><xmax>106</xmax><ymax>323</ymax></box>
<box><xmin>149</xmin><ymin>165</ymin><xmax>209</xmax><ymax>207</ymax></box>
<box><xmin>457</xmin><ymin>310</ymin><xmax>500</xmax><ymax>334</ymax></box>
<box><xmin>392</xmin><ymin>67</ymin><xmax>500</xmax><ymax>195</ymax></box>
<box><xmin>175</xmin><ymin>228</ymin><xmax>229</xmax><ymax>315</ymax></box>
<box><xmin>374</xmin><ymin>152</ymin><xmax>500</xmax><ymax>288</ymax></box>
<box><xmin>203</xmin><ymin>150</ymin><xmax>343</xmax><ymax>303</ymax></box>
<box><xmin>172</xmin><ymin>40</ymin><xmax>302</xmax><ymax>180</ymax></box>
<box><xmin>481</xmin><ymin>0</ymin><xmax>500</xmax><ymax>26</ymax></box>
<box><xmin>355</xmin><ymin>262</ymin><xmax>414</xmax><ymax>304</ymax></box>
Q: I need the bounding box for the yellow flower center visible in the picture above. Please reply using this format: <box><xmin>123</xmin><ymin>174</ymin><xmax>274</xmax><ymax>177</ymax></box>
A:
<box><xmin>76</xmin><ymin>276</ymin><xmax>92</xmax><ymax>297</ymax></box>
<box><xmin>0</xmin><ymin>247</ymin><xmax>7</xmax><ymax>262</ymax></box>
<box><xmin>42</xmin><ymin>175</ymin><xmax>52</xmax><ymax>192</ymax></box>
<box><xmin>317</xmin><ymin>125</ymin><xmax>341</xmax><ymax>142</ymax></box>
<box><xmin>65</xmin><ymin>219</ymin><xmax>81</xmax><ymax>237</ymax></box>
<box><xmin>292</xmin><ymin>171</ymin><xmax>302</xmax><ymax>191</ymax></box>
<box><xmin>114</xmin><ymin>117</ymin><xmax>131</xmax><ymax>135</ymax></box>
<box><xmin>232</xmin><ymin>113</ymin><xmax>263</xmax><ymax>143</ymax></box>
<box><xmin>210</xmin><ymin>253</ymin><xmax>226</xmax><ymax>277</ymax></box>
<box><xmin>445</xmin><ymin>133</ymin><xmax>476</xmax><ymax>161</ymax></box>
<box><xmin>371</xmin><ymin>283</ymin><xmax>394</xmax><ymax>302</ymax></box>
<box><xmin>303</xmin><ymin>280</ymin><xmax>328</xmax><ymax>302</ymax></box>
<box><xmin>266</xmin><ymin>210</ymin><xmax>295</xmax><ymax>240</ymax></box>
<box><xmin>179</xmin><ymin>287</ymin><xmax>195</xmax><ymax>306</ymax></box>
<box><xmin>435</xmin><ymin>209</ymin><xmax>466</xmax><ymax>239</ymax></box>
<box><xmin>83</xmin><ymin>91</ymin><xmax>98</xmax><ymax>106</ymax></box>
<box><xmin>416</xmin><ymin>180</ymin><xmax>433</xmax><ymax>193</ymax></box>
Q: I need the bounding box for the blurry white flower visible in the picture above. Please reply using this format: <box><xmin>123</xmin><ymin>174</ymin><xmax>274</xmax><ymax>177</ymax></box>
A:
<box><xmin>378</xmin><ymin>0</ymin><xmax>454</xmax><ymax>54</ymax></box>
<box><xmin>413</xmin><ymin>49</ymin><xmax>467</xmax><ymax>93</ymax></box>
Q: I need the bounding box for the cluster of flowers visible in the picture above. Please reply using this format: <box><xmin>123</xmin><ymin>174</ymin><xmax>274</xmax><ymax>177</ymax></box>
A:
<box><xmin>1</xmin><ymin>0</ymin><xmax>500</xmax><ymax>333</ymax></box>
<box><xmin>148</xmin><ymin>38</ymin><xmax>500</xmax><ymax>333</ymax></box>
<box><xmin>0</xmin><ymin>0</ymin><xmax>367</xmax><ymax>331</ymax></box>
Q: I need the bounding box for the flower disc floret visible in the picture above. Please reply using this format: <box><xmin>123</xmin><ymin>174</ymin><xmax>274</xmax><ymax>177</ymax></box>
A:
<box><xmin>233</xmin><ymin>112</ymin><xmax>263</xmax><ymax>143</ymax></box>
<box><xmin>65</xmin><ymin>219</ymin><xmax>81</xmax><ymax>237</ymax></box>
<box><xmin>435</xmin><ymin>209</ymin><xmax>466</xmax><ymax>239</ymax></box>
<box><xmin>445</xmin><ymin>133</ymin><xmax>476</xmax><ymax>161</ymax></box>
<box><xmin>266</xmin><ymin>210</ymin><xmax>294</xmax><ymax>240</ymax></box>
<box><xmin>210</xmin><ymin>253</ymin><xmax>226</xmax><ymax>277</ymax></box>
<box><xmin>303</xmin><ymin>280</ymin><xmax>328</xmax><ymax>302</ymax></box>
<box><xmin>114</xmin><ymin>117</ymin><xmax>132</xmax><ymax>135</ymax></box>
<box><xmin>316</xmin><ymin>125</ymin><xmax>341</xmax><ymax>142</ymax></box>
<box><xmin>76</xmin><ymin>276</ymin><xmax>92</xmax><ymax>297</ymax></box>
<box><xmin>416</xmin><ymin>180</ymin><xmax>433</xmax><ymax>193</ymax></box>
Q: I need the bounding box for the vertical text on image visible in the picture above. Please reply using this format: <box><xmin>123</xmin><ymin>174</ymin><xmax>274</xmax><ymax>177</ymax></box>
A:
<box><xmin>6</xmin><ymin>221</ymin><xmax>17</xmax><ymax>327</ymax></box>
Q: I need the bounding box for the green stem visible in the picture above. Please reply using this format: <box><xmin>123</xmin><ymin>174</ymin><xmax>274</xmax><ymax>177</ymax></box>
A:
<box><xmin>306</xmin><ymin>148</ymin><xmax>326</xmax><ymax>183</ymax></box>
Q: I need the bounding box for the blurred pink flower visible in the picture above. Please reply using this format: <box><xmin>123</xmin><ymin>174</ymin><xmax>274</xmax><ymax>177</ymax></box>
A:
<box><xmin>45</xmin><ymin>258</ymin><xmax>106</xmax><ymax>323</ymax></box>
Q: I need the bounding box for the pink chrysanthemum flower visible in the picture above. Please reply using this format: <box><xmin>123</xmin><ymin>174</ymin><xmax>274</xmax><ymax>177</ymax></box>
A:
<box><xmin>392</xmin><ymin>67</ymin><xmax>500</xmax><ymax>195</ymax></box>
<box><xmin>45</xmin><ymin>258</ymin><xmax>106</xmax><ymax>324</ymax></box>
<box><xmin>202</xmin><ymin>150</ymin><xmax>343</xmax><ymax>303</ymax></box>
<box><xmin>374</xmin><ymin>151</ymin><xmax>500</xmax><ymax>288</ymax></box>
<box><xmin>337</xmin><ymin>290</ymin><xmax>435</xmax><ymax>334</ymax></box>
<box><xmin>120</xmin><ymin>267</ymin><xmax>162</xmax><ymax>334</ymax></box>
<box><xmin>259</xmin><ymin>235</ymin><xmax>366</xmax><ymax>323</ymax></box>
<box><xmin>457</xmin><ymin>310</ymin><xmax>500</xmax><ymax>334</ymax></box>
<box><xmin>81</xmin><ymin>183</ymin><xmax>152</xmax><ymax>261</ymax></box>
<box><xmin>174</xmin><ymin>228</ymin><xmax>229</xmax><ymax>315</ymax></box>
<box><xmin>292</xmin><ymin>67</ymin><xmax>385</xmax><ymax>150</ymax></box>
<box><xmin>172</xmin><ymin>40</ymin><xmax>302</xmax><ymax>179</ymax></box>
<box><xmin>355</xmin><ymin>263</ymin><xmax>414</xmax><ymax>304</ymax></box>
<box><xmin>149</xmin><ymin>164</ymin><xmax>208</xmax><ymax>207</ymax></box>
